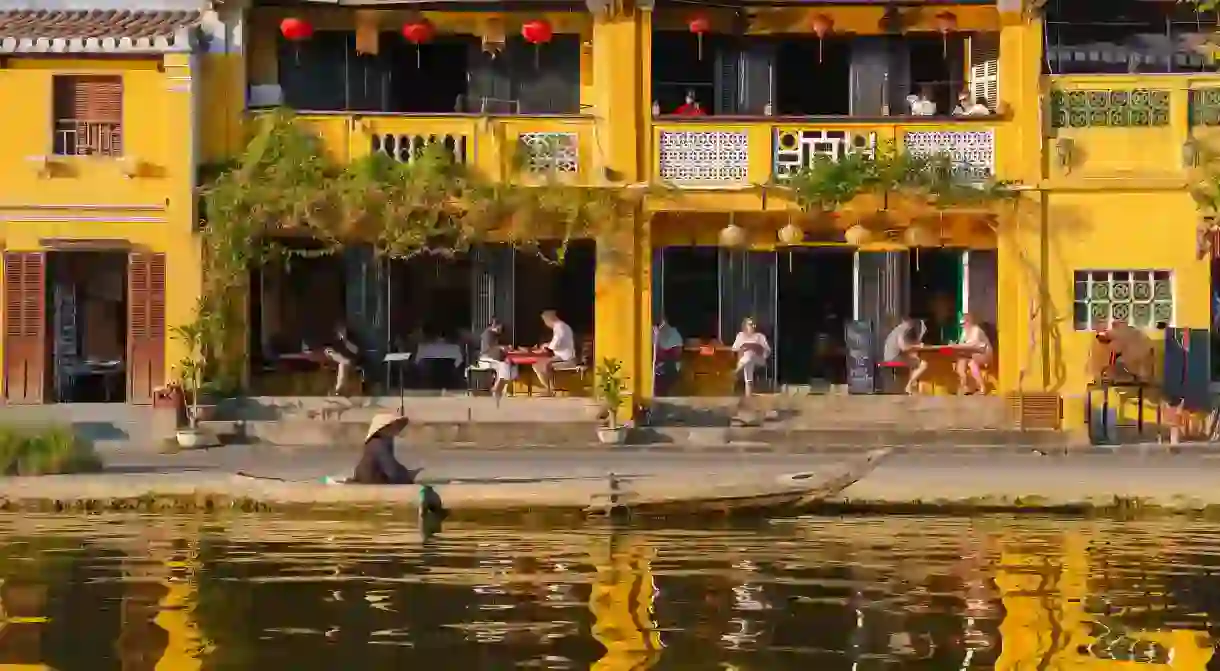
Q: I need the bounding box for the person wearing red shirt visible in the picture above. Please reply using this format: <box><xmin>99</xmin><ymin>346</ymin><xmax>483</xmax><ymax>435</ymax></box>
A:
<box><xmin>674</xmin><ymin>90</ymin><xmax>706</xmax><ymax>116</ymax></box>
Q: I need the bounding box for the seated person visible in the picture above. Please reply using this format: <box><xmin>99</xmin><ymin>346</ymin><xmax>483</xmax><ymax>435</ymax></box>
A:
<box><xmin>674</xmin><ymin>89</ymin><xmax>707</xmax><ymax>116</ymax></box>
<box><xmin>478</xmin><ymin>317</ymin><xmax>516</xmax><ymax>398</ymax></box>
<box><xmin>350</xmin><ymin>413</ymin><xmax>416</xmax><ymax>485</ymax></box>
<box><xmin>882</xmin><ymin>317</ymin><xmax>929</xmax><ymax>395</ymax></box>
<box><xmin>531</xmin><ymin>310</ymin><xmax>577</xmax><ymax>396</ymax></box>
<box><xmin>323</xmin><ymin>322</ymin><xmax>363</xmax><ymax>396</ymax></box>
<box><xmin>653</xmin><ymin>316</ymin><xmax>683</xmax><ymax>397</ymax></box>
<box><xmin>954</xmin><ymin>313</ymin><xmax>993</xmax><ymax>395</ymax></box>
<box><xmin>732</xmin><ymin>317</ymin><xmax>771</xmax><ymax>396</ymax></box>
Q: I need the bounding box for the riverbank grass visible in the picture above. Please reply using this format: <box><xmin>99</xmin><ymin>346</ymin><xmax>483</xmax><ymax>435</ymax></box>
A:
<box><xmin>0</xmin><ymin>425</ymin><xmax>102</xmax><ymax>476</ymax></box>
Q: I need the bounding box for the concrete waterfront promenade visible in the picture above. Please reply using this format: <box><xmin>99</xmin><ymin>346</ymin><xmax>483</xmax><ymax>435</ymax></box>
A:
<box><xmin>3</xmin><ymin>442</ymin><xmax>1220</xmax><ymax>515</ymax></box>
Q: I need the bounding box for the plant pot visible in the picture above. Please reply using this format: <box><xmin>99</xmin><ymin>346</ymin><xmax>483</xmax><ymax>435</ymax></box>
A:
<box><xmin>176</xmin><ymin>427</ymin><xmax>220</xmax><ymax>450</ymax></box>
<box><xmin>596</xmin><ymin>426</ymin><xmax>629</xmax><ymax>445</ymax></box>
<box><xmin>191</xmin><ymin>404</ymin><xmax>218</xmax><ymax>422</ymax></box>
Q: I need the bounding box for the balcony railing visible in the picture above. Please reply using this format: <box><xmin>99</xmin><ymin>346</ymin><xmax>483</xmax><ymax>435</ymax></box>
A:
<box><xmin>281</xmin><ymin>112</ymin><xmax>597</xmax><ymax>180</ymax></box>
<box><xmin>53</xmin><ymin>119</ymin><xmax>123</xmax><ymax>157</ymax></box>
<box><xmin>653</xmin><ymin>116</ymin><xmax>999</xmax><ymax>187</ymax></box>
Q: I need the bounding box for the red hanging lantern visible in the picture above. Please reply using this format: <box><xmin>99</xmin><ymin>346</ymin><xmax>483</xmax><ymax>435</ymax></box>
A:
<box><xmin>521</xmin><ymin>19</ymin><xmax>554</xmax><ymax>68</ymax></box>
<box><xmin>810</xmin><ymin>14</ymin><xmax>833</xmax><ymax>63</ymax></box>
<box><xmin>280</xmin><ymin>17</ymin><xmax>314</xmax><ymax>42</ymax></box>
<box><xmin>402</xmin><ymin>19</ymin><xmax>435</xmax><ymax>68</ymax></box>
<box><xmin>935</xmin><ymin>12</ymin><xmax>957</xmax><ymax>57</ymax></box>
<box><xmin>688</xmin><ymin>15</ymin><xmax>711</xmax><ymax>60</ymax></box>
<box><xmin>280</xmin><ymin>18</ymin><xmax>313</xmax><ymax>65</ymax></box>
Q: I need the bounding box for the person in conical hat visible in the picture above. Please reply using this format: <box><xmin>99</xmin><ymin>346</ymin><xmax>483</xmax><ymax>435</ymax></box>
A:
<box><xmin>350</xmin><ymin>412</ymin><xmax>416</xmax><ymax>485</ymax></box>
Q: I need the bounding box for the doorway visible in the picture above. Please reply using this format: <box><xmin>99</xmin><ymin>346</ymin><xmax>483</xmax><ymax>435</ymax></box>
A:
<box><xmin>47</xmin><ymin>251</ymin><xmax>129</xmax><ymax>403</ymax></box>
<box><xmin>909</xmin><ymin>249</ymin><xmax>965</xmax><ymax>344</ymax></box>
<box><xmin>776</xmin><ymin>247</ymin><xmax>855</xmax><ymax>386</ymax></box>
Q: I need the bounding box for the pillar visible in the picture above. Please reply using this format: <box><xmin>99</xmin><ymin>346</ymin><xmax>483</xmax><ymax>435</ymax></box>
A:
<box><xmin>591</xmin><ymin>10</ymin><xmax>649</xmax><ymax>410</ymax></box>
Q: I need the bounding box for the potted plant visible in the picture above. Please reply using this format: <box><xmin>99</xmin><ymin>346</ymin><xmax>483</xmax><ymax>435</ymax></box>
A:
<box><xmin>170</xmin><ymin>300</ymin><xmax>221</xmax><ymax>449</ymax></box>
<box><xmin>595</xmin><ymin>357</ymin><xmax>629</xmax><ymax>445</ymax></box>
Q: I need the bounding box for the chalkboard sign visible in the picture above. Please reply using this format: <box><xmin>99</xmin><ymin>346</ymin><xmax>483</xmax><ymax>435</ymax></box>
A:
<box><xmin>845</xmin><ymin>320</ymin><xmax>876</xmax><ymax>394</ymax></box>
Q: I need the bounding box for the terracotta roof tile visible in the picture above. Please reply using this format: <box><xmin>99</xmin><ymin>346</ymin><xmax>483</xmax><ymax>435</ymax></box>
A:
<box><xmin>0</xmin><ymin>9</ymin><xmax>200</xmax><ymax>41</ymax></box>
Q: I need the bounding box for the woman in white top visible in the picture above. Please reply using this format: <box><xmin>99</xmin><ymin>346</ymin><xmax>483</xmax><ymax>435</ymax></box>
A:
<box><xmin>732</xmin><ymin>317</ymin><xmax>771</xmax><ymax>396</ymax></box>
<box><xmin>955</xmin><ymin>313</ymin><xmax>993</xmax><ymax>394</ymax></box>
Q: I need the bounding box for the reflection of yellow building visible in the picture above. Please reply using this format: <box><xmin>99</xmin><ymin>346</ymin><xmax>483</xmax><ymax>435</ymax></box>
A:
<box><xmin>588</xmin><ymin>534</ymin><xmax>663</xmax><ymax>671</ymax></box>
<box><xmin>994</xmin><ymin>533</ymin><xmax>1213</xmax><ymax>671</ymax></box>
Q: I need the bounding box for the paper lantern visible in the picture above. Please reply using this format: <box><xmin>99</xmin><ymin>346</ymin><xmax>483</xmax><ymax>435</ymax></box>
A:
<box><xmin>719</xmin><ymin>223</ymin><xmax>746</xmax><ymax>247</ymax></box>
<box><xmin>280</xmin><ymin>17</ymin><xmax>313</xmax><ymax>42</ymax></box>
<box><xmin>688</xmin><ymin>15</ymin><xmax>711</xmax><ymax>60</ymax></box>
<box><xmin>810</xmin><ymin>14</ymin><xmax>833</xmax><ymax>63</ymax></box>
<box><xmin>778</xmin><ymin>222</ymin><xmax>804</xmax><ymax>246</ymax></box>
<box><xmin>280</xmin><ymin>18</ymin><xmax>313</xmax><ymax>66</ymax></box>
<box><xmin>521</xmin><ymin>19</ymin><xmax>554</xmax><ymax>68</ymax></box>
<box><xmin>402</xmin><ymin>20</ymin><xmax>435</xmax><ymax>67</ymax></box>
<box><xmin>844</xmin><ymin>224</ymin><xmax>873</xmax><ymax>246</ymax></box>
<box><xmin>935</xmin><ymin>12</ymin><xmax>957</xmax><ymax>57</ymax></box>
<box><xmin>904</xmin><ymin>225</ymin><xmax>940</xmax><ymax>248</ymax></box>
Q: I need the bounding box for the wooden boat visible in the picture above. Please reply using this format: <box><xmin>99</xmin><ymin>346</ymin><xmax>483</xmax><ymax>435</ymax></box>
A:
<box><xmin>228</xmin><ymin>448</ymin><xmax>889</xmax><ymax>517</ymax></box>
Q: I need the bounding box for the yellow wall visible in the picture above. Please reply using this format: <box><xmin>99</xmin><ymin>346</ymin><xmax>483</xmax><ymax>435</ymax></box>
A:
<box><xmin>72</xmin><ymin>0</ymin><xmax>1208</xmax><ymax>420</ymax></box>
<box><xmin>0</xmin><ymin>55</ymin><xmax>203</xmax><ymax>389</ymax></box>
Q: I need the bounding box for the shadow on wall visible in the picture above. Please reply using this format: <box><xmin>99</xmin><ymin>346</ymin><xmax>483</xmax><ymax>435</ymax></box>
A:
<box><xmin>1043</xmin><ymin>201</ymin><xmax>1094</xmax><ymax>393</ymax></box>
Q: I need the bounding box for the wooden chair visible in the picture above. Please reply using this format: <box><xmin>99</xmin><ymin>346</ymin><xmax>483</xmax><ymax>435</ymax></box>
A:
<box><xmin>552</xmin><ymin>338</ymin><xmax>593</xmax><ymax>395</ymax></box>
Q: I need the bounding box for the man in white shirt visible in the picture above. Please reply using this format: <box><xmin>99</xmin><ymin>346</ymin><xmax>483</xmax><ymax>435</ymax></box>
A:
<box><xmin>533</xmin><ymin>310</ymin><xmax>577</xmax><ymax>396</ymax></box>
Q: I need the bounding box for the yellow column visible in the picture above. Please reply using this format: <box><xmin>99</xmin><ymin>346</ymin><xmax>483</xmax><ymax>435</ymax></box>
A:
<box><xmin>995</xmin><ymin>12</ymin><xmax>1046</xmax><ymax>393</ymax></box>
<box><xmin>592</xmin><ymin>10</ymin><xmax>647</xmax><ymax>413</ymax></box>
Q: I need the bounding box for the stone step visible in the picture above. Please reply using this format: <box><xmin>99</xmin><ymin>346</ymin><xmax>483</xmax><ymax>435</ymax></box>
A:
<box><xmin>199</xmin><ymin>419</ymin><xmax>1066</xmax><ymax>449</ymax></box>
<box><xmin>216</xmin><ymin>396</ymin><xmax>600</xmax><ymax>424</ymax></box>
<box><xmin>199</xmin><ymin>420</ymin><xmax>600</xmax><ymax>447</ymax></box>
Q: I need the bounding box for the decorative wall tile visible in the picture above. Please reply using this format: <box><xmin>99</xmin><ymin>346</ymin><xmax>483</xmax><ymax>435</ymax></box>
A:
<box><xmin>370</xmin><ymin>133</ymin><xmax>468</xmax><ymax>164</ymax></box>
<box><xmin>1190</xmin><ymin>88</ymin><xmax>1220</xmax><ymax>127</ymax></box>
<box><xmin>773</xmin><ymin>129</ymin><xmax>877</xmax><ymax>178</ymax></box>
<box><xmin>518</xmin><ymin>132</ymin><xmax>578</xmax><ymax>173</ymax></box>
<box><xmin>658</xmin><ymin>131</ymin><xmax>749</xmax><ymax>183</ymax></box>
<box><xmin>1049</xmin><ymin>89</ymin><xmax>1170</xmax><ymax>128</ymax></box>
<box><xmin>903</xmin><ymin>129</ymin><xmax>996</xmax><ymax>181</ymax></box>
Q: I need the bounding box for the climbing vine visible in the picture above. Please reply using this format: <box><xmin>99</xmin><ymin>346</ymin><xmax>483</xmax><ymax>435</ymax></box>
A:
<box><xmin>197</xmin><ymin>110</ymin><xmax>643</xmax><ymax>389</ymax></box>
<box><xmin>780</xmin><ymin>141</ymin><xmax>1017</xmax><ymax>215</ymax></box>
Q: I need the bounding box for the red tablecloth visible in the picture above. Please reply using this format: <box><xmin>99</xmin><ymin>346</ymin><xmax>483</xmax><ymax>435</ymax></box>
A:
<box><xmin>506</xmin><ymin>353</ymin><xmax>542</xmax><ymax>365</ymax></box>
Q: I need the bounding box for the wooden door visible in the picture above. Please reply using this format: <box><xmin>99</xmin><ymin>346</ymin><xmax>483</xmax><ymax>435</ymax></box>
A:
<box><xmin>127</xmin><ymin>253</ymin><xmax>166</xmax><ymax>405</ymax></box>
<box><xmin>3</xmin><ymin>252</ymin><xmax>46</xmax><ymax>404</ymax></box>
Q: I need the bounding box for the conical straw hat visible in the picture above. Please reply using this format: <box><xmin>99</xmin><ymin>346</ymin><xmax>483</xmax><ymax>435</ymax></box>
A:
<box><xmin>365</xmin><ymin>413</ymin><xmax>409</xmax><ymax>442</ymax></box>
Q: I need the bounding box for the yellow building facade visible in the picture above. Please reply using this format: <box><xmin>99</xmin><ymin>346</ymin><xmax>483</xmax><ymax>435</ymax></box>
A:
<box><xmin>0</xmin><ymin>0</ymin><xmax>1213</xmax><ymax>433</ymax></box>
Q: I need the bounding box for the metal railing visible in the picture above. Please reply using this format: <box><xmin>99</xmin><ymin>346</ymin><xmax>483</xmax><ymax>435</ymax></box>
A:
<box><xmin>53</xmin><ymin>119</ymin><xmax>123</xmax><ymax>157</ymax></box>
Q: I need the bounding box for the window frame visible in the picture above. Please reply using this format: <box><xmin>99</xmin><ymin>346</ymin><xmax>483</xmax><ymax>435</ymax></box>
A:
<box><xmin>1072</xmin><ymin>269</ymin><xmax>1175</xmax><ymax>331</ymax></box>
<box><xmin>51</xmin><ymin>73</ymin><xmax>125</xmax><ymax>158</ymax></box>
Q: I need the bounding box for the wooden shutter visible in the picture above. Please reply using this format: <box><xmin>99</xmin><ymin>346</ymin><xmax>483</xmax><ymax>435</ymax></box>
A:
<box><xmin>55</xmin><ymin>75</ymin><xmax>122</xmax><ymax>123</ymax></box>
<box><xmin>969</xmin><ymin>34</ymin><xmax>1000</xmax><ymax>111</ymax></box>
<box><xmin>3</xmin><ymin>253</ymin><xmax>46</xmax><ymax>405</ymax></box>
<box><xmin>470</xmin><ymin>244</ymin><xmax>516</xmax><ymax>342</ymax></box>
<box><xmin>127</xmin><ymin>253</ymin><xmax>166</xmax><ymax>405</ymax></box>
<box><xmin>857</xmin><ymin>251</ymin><xmax>910</xmax><ymax>363</ymax></box>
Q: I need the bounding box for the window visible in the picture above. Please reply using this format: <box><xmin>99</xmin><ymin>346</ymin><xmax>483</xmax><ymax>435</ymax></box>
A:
<box><xmin>52</xmin><ymin>75</ymin><xmax>123</xmax><ymax>157</ymax></box>
<box><xmin>1044</xmin><ymin>0</ymin><xmax>1219</xmax><ymax>74</ymax></box>
<box><xmin>1073</xmin><ymin>270</ymin><xmax>1173</xmax><ymax>330</ymax></box>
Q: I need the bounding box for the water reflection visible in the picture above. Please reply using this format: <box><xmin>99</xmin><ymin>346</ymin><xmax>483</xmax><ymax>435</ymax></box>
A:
<box><xmin>0</xmin><ymin>516</ymin><xmax>1212</xmax><ymax>669</ymax></box>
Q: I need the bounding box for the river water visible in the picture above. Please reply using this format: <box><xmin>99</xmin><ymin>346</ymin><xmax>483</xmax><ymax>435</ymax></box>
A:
<box><xmin>0</xmin><ymin>513</ymin><xmax>1215</xmax><ymax>670</ymax></box>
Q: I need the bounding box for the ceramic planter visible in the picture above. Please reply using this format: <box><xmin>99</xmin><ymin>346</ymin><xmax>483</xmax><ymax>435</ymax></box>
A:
<box><xmin>176</xmin><ymin>428</ymin><xmax>220</xmax><ymax>449</ymax></box>
<box><xmin>596</xmin><ymin>426</ymin><xmax>628</xmax><ymax>445</ymax></box>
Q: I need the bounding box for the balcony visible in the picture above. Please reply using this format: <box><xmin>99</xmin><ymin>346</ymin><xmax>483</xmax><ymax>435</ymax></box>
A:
<box><xmin>1047</xmin><ymin>75</ymin><xmax>1220</xmax><ymax>180</ymax></box>
<box><xmin>53</xmin><ymin>119</ymin><xmax>123</xmax><ymax>158</ymax></box>
<box><xmin>283</xmin><ymin>112</ymin><xmax>598</xmax><ymax>181</ymax></box>
<box><xmin>652</xmin><ymin>116</ymin><xmax>1000</xmax><ymax>190</ymax></box>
